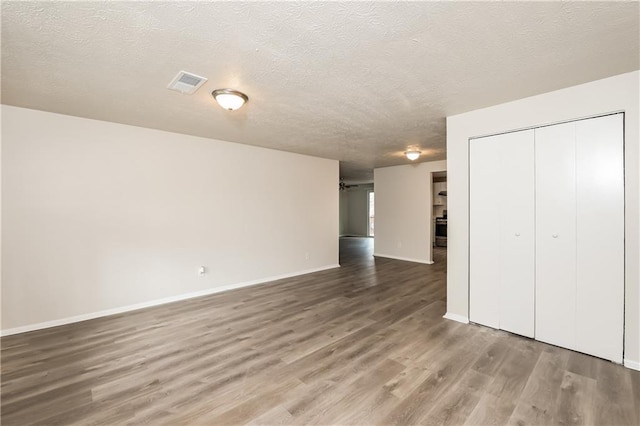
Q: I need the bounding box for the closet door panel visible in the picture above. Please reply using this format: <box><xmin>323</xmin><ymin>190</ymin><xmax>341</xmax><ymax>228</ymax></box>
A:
<box><xmin>535</xmin><ymin>122</ymin><xmax>577</xmax><ymax>350</ymax></box>
<box><xmin>575</xmin><ymin>114</ymin><xmax>624</xmax><ymax>362</ymax></box>
<box><xmin>498</xmin><ymin>130</ymin><xmax>535</xmax><ymax>337</ymax></box>
<box><xmin>469</xmin><ymin>136</ymin><xmax>501</xmax><ymax>328</ymax></box>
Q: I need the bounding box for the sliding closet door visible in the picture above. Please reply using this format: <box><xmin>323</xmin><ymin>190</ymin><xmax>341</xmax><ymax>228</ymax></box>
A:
<box><xmin>472</xmin><ymin>114</ymin><xmax>624</xmax><ymax>361</ymax></box>
<box><xmin>470</xmin><ymin>136</ymin><xmax>501</xmax><ymax>329</ymax></box>
<box><xmin>470</xmin><ymin>130</ymin><xmax>534</xmax><ymax>336</ymax></box>
<box><xmin>498</xmin><ymin>130</ymin><xmax>535</xmax><ymax>337</ymax></box>
<box><xmin>536</xmin><ymin>114</ymin><xmax>624</xmax><ymax>362</ymax></box>
<box><xmin>575</xmin><ymin>114</ymin><xmax>624</xmax><ymax>363</ymax></box>
<box><xmin>535</xmin><ymin>122</ymin><xmax>577</xmax><ymax>350</ymax></box>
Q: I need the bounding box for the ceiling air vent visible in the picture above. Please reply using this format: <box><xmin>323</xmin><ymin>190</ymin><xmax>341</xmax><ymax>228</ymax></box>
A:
<box><xmin>167</xmin><ymin>71</ymin><xmax>208</xmax><ymax>94</ymax></box>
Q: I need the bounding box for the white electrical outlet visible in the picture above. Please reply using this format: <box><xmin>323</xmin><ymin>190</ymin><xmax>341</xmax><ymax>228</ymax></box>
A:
<box><xmin>198</xmin><ymin>266</ymin><xmax>206</xmax><ymax>276</ymax></box>
<box><xmin>305</xmin><ymin>252</ymin><xmax>310</xmax><ymax>260</ymax></box>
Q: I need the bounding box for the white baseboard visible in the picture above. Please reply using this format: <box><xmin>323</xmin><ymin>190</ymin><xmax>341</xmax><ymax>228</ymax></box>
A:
<box><xmin>1</xmin><ymin>263</ymin><xmax>341</xmax><ymax>337</ymax></box>
<box><xmin>373</xmin><ymin>253</ymin><xmax>434</xmax><ymax>265</ymax></box>
<box><xmin>443</xmin><ymin>312</ymin><xmax>470</xmax><ymax>324</ymax></box>
<box><xmin>624</xmin><ymin>359</ymin><xmax>640</xmax><ymax>371</ymax></box>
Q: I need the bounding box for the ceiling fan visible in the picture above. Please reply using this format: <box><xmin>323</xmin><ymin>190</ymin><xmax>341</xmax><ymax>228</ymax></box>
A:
<box><xmin>339</xmin><ymin>178</ymin><xmax>359</xmax><ymax>191</ymax></box>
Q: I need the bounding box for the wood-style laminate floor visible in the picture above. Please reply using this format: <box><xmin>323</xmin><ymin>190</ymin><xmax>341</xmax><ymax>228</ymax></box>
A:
<box><xmin>2</xmin><ymin>238</ymin><xmax>639</xmax><ymax>425</ymax></box>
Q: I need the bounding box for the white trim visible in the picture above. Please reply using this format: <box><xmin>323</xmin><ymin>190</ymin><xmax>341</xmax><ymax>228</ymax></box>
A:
<box><xmin>624</xmin><ymin>359</ymin><xmax>640</xmax><ymax>371</ymax></box>
<box><xmin>373</xmin><ymin>253</ymin><xmax>434</xmax><ymax>265</ymax></box>
<box><xmin>443</xmin><ymin>312</ymin><xmax>470</xmax><ymax>324</ymax></box>
<box><xmin>1</xmin><ymin>264</ymin><xmax>341</xmax><ymax>337</ymax></box>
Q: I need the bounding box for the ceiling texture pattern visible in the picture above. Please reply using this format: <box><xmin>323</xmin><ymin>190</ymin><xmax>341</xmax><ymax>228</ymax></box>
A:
<box><xmin>2</xmin><ymin>1</ymin><xmax>639</xmax><ymax>181</ymax></box>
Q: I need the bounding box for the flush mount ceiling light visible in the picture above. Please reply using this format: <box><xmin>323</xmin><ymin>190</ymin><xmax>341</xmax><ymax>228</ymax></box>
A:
<box><xmin>212</xmin><ymin>89</ymin><xmax>248</xmax><ymax>111</ymax></box>
<box><xmin>405</xmin><ymin>150</ymin><xmax>421</xmax><ymax>161</ymax></box>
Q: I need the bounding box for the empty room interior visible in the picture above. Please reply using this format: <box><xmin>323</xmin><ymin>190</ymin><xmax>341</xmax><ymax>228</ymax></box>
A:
<box><xmin>2</xmin><ymin>1</ymin><xmax>640</xmax><ymax>425</ymax></box>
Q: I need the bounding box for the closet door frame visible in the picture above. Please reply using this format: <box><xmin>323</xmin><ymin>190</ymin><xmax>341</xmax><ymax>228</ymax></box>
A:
<box><xmin>467</xmin><ymin>111</ymin><xmax>625</xmax><ymax>362</ymax></box>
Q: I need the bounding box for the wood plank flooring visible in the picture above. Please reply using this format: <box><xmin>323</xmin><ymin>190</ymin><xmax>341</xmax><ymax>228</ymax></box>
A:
<box><xmin>2</xmin><ymin>237</ymin><xmax>639</xmax><ymax>425</ymax></box>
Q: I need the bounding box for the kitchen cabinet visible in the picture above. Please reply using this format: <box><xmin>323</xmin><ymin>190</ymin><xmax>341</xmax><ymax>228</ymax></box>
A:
<box><xmin>469</xmin><ymin>113</ymin><xmax>624</xmax><ymax>363</ymax></box>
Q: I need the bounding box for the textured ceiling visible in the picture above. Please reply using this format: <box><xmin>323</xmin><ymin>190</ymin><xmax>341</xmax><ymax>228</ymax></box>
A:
<box><xmin>2</xmin><ymin>1</ymin><xmax>639</xmax><ymax>182</ymax></box>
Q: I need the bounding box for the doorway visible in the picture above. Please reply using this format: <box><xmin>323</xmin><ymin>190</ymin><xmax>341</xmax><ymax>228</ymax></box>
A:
<box><xmin>432</xmin><ymin>172</ymin><xmax>447</xmax><ymax>247</ymax></box>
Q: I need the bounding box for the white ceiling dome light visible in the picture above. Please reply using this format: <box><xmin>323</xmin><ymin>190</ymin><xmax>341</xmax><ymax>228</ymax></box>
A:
<box><xmin>405</xmin><ymin>150</ymin><xmax>421</xmax><ymax>161</ymax></box>
<box><xmin>212</xmin><ymin>89</ymin><xmax>248</xmax><ymax>111</ymax></box>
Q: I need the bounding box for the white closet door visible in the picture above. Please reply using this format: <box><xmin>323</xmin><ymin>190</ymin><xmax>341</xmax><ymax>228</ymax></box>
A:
<box><xmin>498</xmin><ymin>130</ymin><xmax>535</xmax><ymax>337</ymax></box>
<box><xmin>470</xmin><ymin>130</ymin><xmax>534</xmax><ymax>335</ymax></box>
<box><xmin>575</xmin><ymin>114</ymin><xmax>624</xmax><ymax>362</ymax></box>
<box><xmin>535</xmin><ymin>122</ymin><xmax>577</xmax><ymax>350</ymax></box>
<box><xmin>470</xmin><ymin>136</ymin><xmax>501</xmax><ymax>328</ymax></box>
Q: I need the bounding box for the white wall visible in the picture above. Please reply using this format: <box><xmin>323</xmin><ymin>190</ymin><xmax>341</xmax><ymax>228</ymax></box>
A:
<box><xmin>374</xmin><ymin>160</ymin><xmax>447</xmax><ymax>264</ymax></box>
<box><xmin>446</xmin><ymin>71</ymin><xmax>640</xmax><ymax>369</ymax></box>
<box><xmin>1</xmin><ymin>105</ymin><xmax>339</xmax><ymax>334</ymax></box>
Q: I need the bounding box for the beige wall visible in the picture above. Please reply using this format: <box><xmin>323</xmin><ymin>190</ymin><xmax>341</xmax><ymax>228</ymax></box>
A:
<box><xmin>446</xmin><ymin>71</ymin><xmax>639</xmax><ymax>369</ymax></box>
<box><xmin>1</xmin><ymin>105</ymin><xmax>339</xmax><ymax>334</ymax></box>
<box><xmin>340</xmin><ymin>184</ymin><xmax>373</xmax><ymax>237</ymax></box>
<box><xmin>373</xmin><ymin>160</ymin><xmax>447</xmax><ymax>264</ymax></box>
<box><xmin>339</xmin><ymin>191</ymin><xmax>348</xmax><ymax>236</ymax></box>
